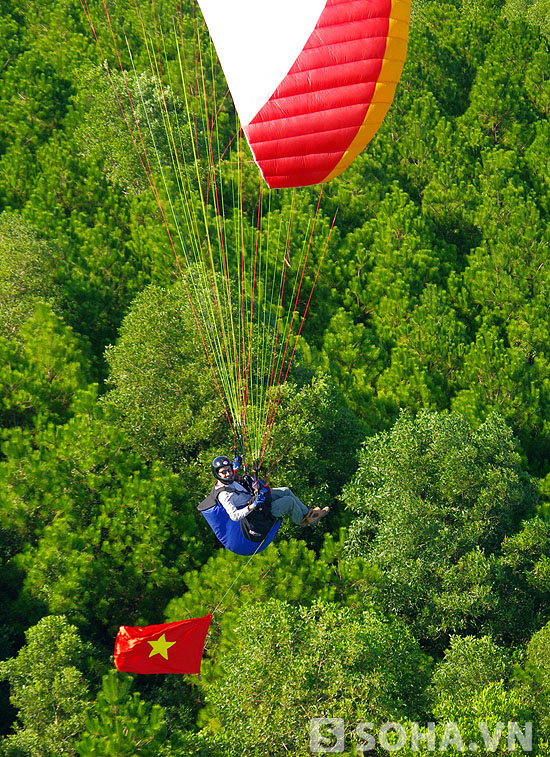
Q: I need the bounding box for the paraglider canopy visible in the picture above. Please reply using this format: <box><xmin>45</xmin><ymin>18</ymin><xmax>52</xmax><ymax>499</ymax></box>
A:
<box><xmin>196</xmin><ymin>0</ymin><xmax>411</xmax><ymax>188</ymax></box>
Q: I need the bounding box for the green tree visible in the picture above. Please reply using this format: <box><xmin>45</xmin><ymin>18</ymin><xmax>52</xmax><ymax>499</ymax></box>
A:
<box><xmin>166</xmin><ymin>532</ymin><xmax>380</xmax><ymax>681</ymax></box>
<box><xmin>403</xmin><ymin>1</ymin><xmax>499</xmax><ymax>117</ymax></box>
<box><xmin>524</xmin><ymin>46</ymin><xmax>550</xmax><ymax>117</ymax></box>
<box><xmin>0</xmin><ymin>615</ymin><xmax>90</xmax><ymax>756</ymax></box>
<box><xmin>377</xmin><ymin>89</ymin><xmax>441</xmax><ymax>191</ymax></box>
<box><xmin>458</xmin><ymin>20</ymin><xmax>542</xmax><ymax>151</ymax></box>
<box><xmin>22</xmin><ymin>133</ymin><xmax>147</xmax><ymax>366</ymax></box>
<box><xmin>490</xmin><ymin>517</ymin><xmax>550</xmax><ymax>639</ymax></box>
<box><xmin>395</xmin><ymin>635</ymin><xmax>530</xmax><ymax>757</ymax></box>
<box><xmin>0</xmin><ymin>213</ymin><xmax>60</xmax><ymax>337</ymax></box>
<box><xmin>74</xmin><ymin>66</ymin><xmax>195</xmax><ymax>195</ymax></box>
<box><xmin>432</xmin><ymin>683</ymin><xmax>531</xmax><ymax>757</ymax></box>
<box><xmin>450</xmin><ymin>151</ymin><xmax>550</xmax><ymax>468</ymax></box>
<box><xmin>421</xmin><ymin>118</ymin><xmax>481</xmax><ymax>251</ymax></box>
<box><xmin>0</xmin><ymin>46</ymin><xmax>73</xmax><ymax>210</ymax></box>
<box><xmin>314</xmin><ymin>308</ymin><xmax>384</xmax><ymax>429</ymax></box>
<box><xmin>0</xmin><ymin>401</ymin><xmax>207</xmax><ymax>638</ymax></box>
<box><xmin>76</xmin><ymin>670</ymin><xmax>230</xmax><ymax>755</ymax></box>
<box><xmin>343</xmin><ymin>185</ymin><xmax>455</xmax><ymax>340</ymax></box>
<box><xmin>0</xmin><ymin>302</ymin><xmax>90</xmax><ymax>431</ymax></box>
<box><xmin>458</xmin><ymin>150</ymin><xmax>547</xmax><ymax>319</ymax></box>
<box><xmin>398</xmin><ymin>683</ymin><xmax>532</xmax><ymax>757</ymax></box>
<box><xmin>257</xmin><ymin>375</ymin><xmax>364</xmax><ymax>536</ymax></box>
<box><xmin>376</xmin><ymin>284</ymin><xmax>467</xmax><ymax>413</ymax></box>
<box><xmin>504</xmin><ymin>0</ymin><xmax>550</xmax><ymax>39</ymax></box>
<box><xmin>431</xmin><ymin>635</ymin><xmax>512</xmax><ymax>708</ymax></box>
<box><xmin>524</xmin><ymin>119</ymin><xmax>550</xmax><ymax>214</ymax></box>
<box><xmin>201</xmin><ymin>599</ymin><xmax>431</xmax><ymax>756</ymax></box>
<box><xmin>344</xmin><ymin>410</ymin><xmax>538</xmax><ymax>643</ymax></box>
<box><xmin>76</xmin><ymin>671</ymin><xmax>167</xmax><ymax>757</ymax></box>
<box><xmin>520</xmin><ymin>622</ymin><xmax>550</xmax><ymax>742</ymax></box>
<box><xmin>452</xmin><ymin>325</ymin><xmax>550</xmax><ymax>469</ymax></box>
<box><xmin>104</xmin><ymin>283</ymin><xmax>225</xmax><ymax>468</ymax></box>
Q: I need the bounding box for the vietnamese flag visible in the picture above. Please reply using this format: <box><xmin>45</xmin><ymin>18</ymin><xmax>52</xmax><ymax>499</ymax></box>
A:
<box><xmin>114</xmin><ymin>614</ymin><xmax>212</xmax><ymax>675</ymax></box>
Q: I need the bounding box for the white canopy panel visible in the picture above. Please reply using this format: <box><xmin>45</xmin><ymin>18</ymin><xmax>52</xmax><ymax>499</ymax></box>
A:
<box><xmin>196</xmin><ymin>0</ymin><xmax>326</xmax><ymax>125</ymax></box>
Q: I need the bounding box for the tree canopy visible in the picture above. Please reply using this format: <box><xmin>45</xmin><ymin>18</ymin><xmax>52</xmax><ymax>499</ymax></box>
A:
<box><xmin>0</xmin><ymin>0</ymin><xmax>548</xmax><ymax>754</ymax></box>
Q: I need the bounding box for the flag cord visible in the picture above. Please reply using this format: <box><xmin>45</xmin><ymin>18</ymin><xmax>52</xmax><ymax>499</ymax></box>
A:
<box><xmin>211</xmin><ymin>536</ymin><xmax>269</xmax><ymax>615</ymax></box>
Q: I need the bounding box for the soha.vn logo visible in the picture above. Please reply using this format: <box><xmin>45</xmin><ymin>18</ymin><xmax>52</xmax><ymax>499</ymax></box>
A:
<box><xmin>309</xmin><ymin>718</ymin><xmax>533</xmax><ymax>753</ymax></box>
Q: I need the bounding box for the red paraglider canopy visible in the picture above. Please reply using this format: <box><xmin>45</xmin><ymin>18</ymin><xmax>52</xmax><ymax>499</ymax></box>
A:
<box><xmin>197</xmin><ymin>0</ymin><xmax>411</xmax><ymax>187</ymax></box>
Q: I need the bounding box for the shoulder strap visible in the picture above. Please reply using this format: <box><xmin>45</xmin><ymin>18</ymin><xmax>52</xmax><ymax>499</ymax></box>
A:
<box><xmin>197</xmin><ymin>483</ymin><xmax>241</xmax><ymax>511</ymax></box>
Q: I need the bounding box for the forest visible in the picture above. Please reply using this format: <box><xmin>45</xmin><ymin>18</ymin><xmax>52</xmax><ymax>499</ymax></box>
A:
<box><xmin>0</xmin><ymin>0</ymin><xmax>549</xmax><ymax>754</ymax></box>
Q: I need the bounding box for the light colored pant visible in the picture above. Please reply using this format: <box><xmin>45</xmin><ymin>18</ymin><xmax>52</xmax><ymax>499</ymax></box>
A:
<box><xmin>270</xmin><ymin>487</ymin><xmax>308</xmax><ymax>525</ymax></box>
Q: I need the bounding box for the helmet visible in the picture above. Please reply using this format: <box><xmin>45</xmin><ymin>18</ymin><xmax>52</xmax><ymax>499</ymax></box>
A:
<box><xmin>212</xmin><ymin>455</ymin><xmax>234</xmax><ymax>482</ymax></box>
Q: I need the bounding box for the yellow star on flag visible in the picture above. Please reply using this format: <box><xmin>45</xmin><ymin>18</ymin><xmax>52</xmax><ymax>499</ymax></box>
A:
<box><xmin>148</xmin><ymin>633</ymin><xmax>176</xmax><ymax>659</ymax></box>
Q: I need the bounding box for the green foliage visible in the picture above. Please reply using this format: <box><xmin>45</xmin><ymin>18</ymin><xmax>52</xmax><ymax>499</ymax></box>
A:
<box><xmin>398</xmin><ymin>684</ymin><xmax>532</xmax><ymax>756</ymax></box>
<box><xmin>490</xmin><ymin>517</ymin><xmax>550</xmax><ymax>638</ymax></box>
<box><xmin>0</xmin><ymin>45</ymin><xmax>73</xmax><ymax>154</ymax></box>
<box><xmin>76</xmin><ymin>670</ymin><xmax>232</xmax><ymax>755</ymax></box>
<box><xmin>344</xmin><ymin>410</ymin><xmax>539</xmax><ymax>642</ymax></box>
<box><xmin>21</xmin><ymin>134</ymin><xmax>150</xmax><ymax>367</ymax></box>
<box><xmin>504</xmin><ymin>0</ymin><xmax>550</xmax><ymax>38</ymax></box>
<box><xmin>0</xmin><ymin>213</ymin><xmax>60</xmax><ymax>337</ymax></box>
<box><xmin>258</xmin><ymin>375</ymin><xmax>364</xmax><ymax>532</ymax></box>
<box><xmin>452</xmin><ymin>324</ymin><xmax>550</xmax><ymax>460</ymax></box>
<box><xmin>377</xmin><ymin>284</ymin><xmax>467</xmax><ymax>414</ymax></box>
<box><xmin>75</xmin><ymin>66</ymin><xmax>195</xmax><ymax>195</ymax></box>
<box><xmin>431</xmin><ymin>635</ymin><xmax>511</xmax><ymax>707</ymax></box>
<box><xmin>0</xmin><ymin>302</ymin><xmax>90</xmax><ymax>431</ymax></box>
<box><xmin>396</xmin><ymin>636</ymin><xmax>530</xmax><ymax>756</ymax></box>
<box><xmin>335</xmin><ymin>185</ymin><xmax>455</xmax><ymax>334</ymax></box>
<box><xmin>450</xmin><ymin>150</ymin><xmax>550</xmax><ymax>464</ymax></box>
<box><xmin>314</xmin><ymin>308</ymin><xmax>383</xmax><ymax>427</ymax></box>
<box><xmin>405</xmin><ymin>2</ymin><xmax>499</xmax><ymax>116</ymax></box>
<box><xmin>521</xmin><ymin>622</ymin><xmax>550</xmax><ymax>740</ymax></box>
<box><xmin>459</xmin><ymin>21</ymin><xmax>542</xmax><ymax>151</ymax></box>
<box><xmin>0</xmin><ymin>614</ymin><xmax>90</xmax><ymax>756</ymax></box>
<box><xmin>0</xmin><ymin>401</ymin><xmax>207</xmax><ymax>638</ymax></box>
<box><xmin>104</xmin><ymin>283</ymin><xmax>225</xmax><ymax>468</ymax></box>
<box><xmin>434</xmin><ymin>683</ymin><xmax>531</xmax><ymax>756</ymax></box>
<box><xmin>76</xmin><ymin>671</ymin><xmax>168</xmax><ymax>756</ymax></box>
<box><xmin>202</xmin><ymin>599</ymin><xmax>431</xmax><ymax>756</ymax></box>
<box><xmin>0</xmin><ymin>0</ymin><xmax>548</xmax><ymax>752</ymax></box>
<box><xmin>166</xmin><ymin>532</ymin><xmax>380</xmax><ymax>675</ymax></box>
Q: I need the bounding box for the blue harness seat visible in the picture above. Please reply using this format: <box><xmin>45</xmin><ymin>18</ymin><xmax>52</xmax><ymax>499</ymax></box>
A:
<box><xmin>198</xmin><ymin>487</ymin><xmax>281</xmax><ymax>556</ymax></box>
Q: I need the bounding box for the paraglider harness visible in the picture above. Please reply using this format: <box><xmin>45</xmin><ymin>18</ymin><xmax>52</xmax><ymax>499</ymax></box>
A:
<box><xmin>200</xmin><ymin>474</ymin><xmax>277</xmax><ymax>543</ymax></box>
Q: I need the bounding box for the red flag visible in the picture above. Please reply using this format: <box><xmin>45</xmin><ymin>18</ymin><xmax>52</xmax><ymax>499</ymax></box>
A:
<box><xmin>114</xmin><ymin>614</ymin><xmax>212</xmax><ymax>675</ymax></box>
